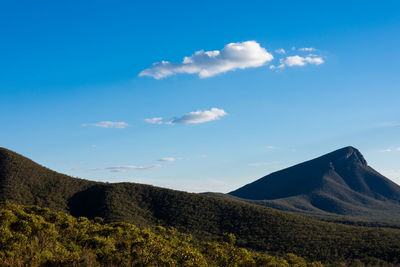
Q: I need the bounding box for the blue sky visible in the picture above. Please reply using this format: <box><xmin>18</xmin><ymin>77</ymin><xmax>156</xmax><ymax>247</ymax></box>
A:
<box><xmin>1</xmin><ymin>0</ymin><xmax>400</xmax><ymax>192</ymax></box>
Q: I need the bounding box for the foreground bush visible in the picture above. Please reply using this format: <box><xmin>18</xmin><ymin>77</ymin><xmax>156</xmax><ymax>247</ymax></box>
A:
<box><xmin>0</xmin><ymin>202</ymin><xmax>323</xmax><ymax>266</ymax></box>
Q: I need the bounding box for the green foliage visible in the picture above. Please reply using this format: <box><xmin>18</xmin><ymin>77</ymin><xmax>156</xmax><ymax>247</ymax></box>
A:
<box><xmin>2</xmin><ymin>148</ymin><xmax>400</xmax><ymax>265</ymax></box>
<box><xmin>89</xmin><ymin>182</ymin><xmax>400</xmax><ymax>265</ymax></box>
<box><xmin>0</xmin><ymin>202</ymin><xmax>320</xmax><ymax>267</ymax></box>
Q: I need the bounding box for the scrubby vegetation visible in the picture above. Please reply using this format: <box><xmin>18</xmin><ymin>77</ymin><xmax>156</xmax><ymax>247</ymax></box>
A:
<box><xmin>97</xmin><ymin>183</ymin><xmax>400</xmax><ymax>264</ymax></box>
<box><xmin>2</xmin><ymin>147</ymin><xmax>400</xmax><ymax>265</ymax></box>
<box><xmin>0</xmin><ymin>202</ymin><xmax>323</xmax><ymax>266</ymax></box>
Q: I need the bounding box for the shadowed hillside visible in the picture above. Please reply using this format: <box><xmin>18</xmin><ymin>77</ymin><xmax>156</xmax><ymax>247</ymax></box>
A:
<box><xmin>0</xmin><ymin>148</ymin><xmax>96</xmax><ymax>211</ymax></box>
<box><xmin>1</xmin><ymin>147</ymin><xmax>400</xmax><ymax>264</ymax></box>
<box><xmin>229</xmin><ymin>146</ymin><xmax>400</xmax><ymax>220</ymax></box>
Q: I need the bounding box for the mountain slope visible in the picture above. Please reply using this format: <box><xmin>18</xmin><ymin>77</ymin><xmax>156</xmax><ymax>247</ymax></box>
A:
<box><xmin>0</xmin><ymin>147</ymin><xmax>96</xmax><ymax>211</ymax></box>
<box><xmin>229</xmin><ymin>146</ymin><xmax>400</xmax><ymax>219</ymax></box>
<box><xmin>2</xmin><ymin>147</ymin><xmax>400</xmax><ymax>264</ymax></box>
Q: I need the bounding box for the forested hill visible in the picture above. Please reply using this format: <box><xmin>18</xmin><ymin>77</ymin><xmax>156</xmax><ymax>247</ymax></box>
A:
<box><xmin>1</xmin><ymin>147</ymin><xmax>400</xmax><ymax>264</ymax></box>
<box><xmin>0</xmin><ymin>147</ymin><xmax>96</xmax><ymax>211</ymax></box>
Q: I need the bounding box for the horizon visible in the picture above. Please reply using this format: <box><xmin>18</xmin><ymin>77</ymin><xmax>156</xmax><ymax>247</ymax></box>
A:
<box><xmin>2</xmin><ymin>144</ymin><xmax>400</xmax><ymax>193</ymax></box>
<box><xmin>1</xmin><ymin>1</ymin><xmax>400</xmax><ymax>192</ymax></box>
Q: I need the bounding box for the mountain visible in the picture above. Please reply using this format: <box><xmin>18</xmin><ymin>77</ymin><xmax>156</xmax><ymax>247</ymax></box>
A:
<box><xmin>1</xmin><ymin>147</ymin><xmax>400</xmax><ymax>264</ymax></box>
<box><xmin>229</xmin><ymin>146</ymin><xmax>400</xmax><ymax>220</ymax></box>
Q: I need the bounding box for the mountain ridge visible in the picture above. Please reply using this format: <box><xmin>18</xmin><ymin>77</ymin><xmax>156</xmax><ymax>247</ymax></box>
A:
<box><xmin>229</xmin><ymin>146</ymin><xmax>400</xmax><ymax>219</ymax></box>
<box><xmin>2</xmin><ymin>146</ymin><xmax>400</xmax><ymax>263</ymax></box>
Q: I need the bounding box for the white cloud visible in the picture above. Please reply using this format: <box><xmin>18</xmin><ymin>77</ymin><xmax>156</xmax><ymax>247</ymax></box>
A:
<box><xmin>299</xmin><ymin>47</ymin><xmax>316</xmax><ymax>51</ymax></box>
<box><xmin>158</xmin><ymin>157</ymin><xmax>176</xmax><ymax>162</ymax></box>
<box><xmin>98</xmin><ymin>165</ymin><xmax>162</xmax><ymax>172</ymax></box>
<box><xmin>144</xmin><ymin>117</ymin><xmax>164</xmax><ymax>124</ymax></box>
<box><xmin>139</xmin><ymin>41</ymin><xmax>273</xmax><ymax>79</ymax></box>
<box><xmin>144</xmin><ymin>117</ymin><xmax>173</xmax><ymax>125</ymax></box>
<box><xmin>172</xmin><ymin>108</ymin><xmax>227</xmax><ymax>124</ymax></box>
<box><xmin>145</xmin><ymin>108</ymin><xmax>227</xmax><ymax>125</ymax></box>
<box><xmin>397</xmin><ymin>147</ymin><xmax>400</xmax><ymax>151</ymax></box>
<box><xmin>275</xmin><ymin>48</ymin><xmax>286</xmax><ymax>54</ymax></box>
<box><xmin>280</xmin><ymin>55</ymin><xmax>324</xmax><ymax>68</ymax></box>
<box><xmin>81</xmin><ymin>121</ymin><xmax>128</xmax><ymax>128</ymax></box>
<box><xmin>265</xmin><ymin>145</ymin><xmax>276</xmax><ymax>150</ymax></box>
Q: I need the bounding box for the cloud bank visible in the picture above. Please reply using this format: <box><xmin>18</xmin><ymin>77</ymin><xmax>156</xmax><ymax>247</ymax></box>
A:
<box><xmin>81</xmin><ymin>121</ymin><xmax>128</xmax><ymax>128</ymax></box>
<box><xmin>139</xmin><ymin>41</ymin><xmax>273</xmax><ymax>79</ymax></box>
<box><xmin>145</xmin><ymin>108</ymin><xmax>227</xmax><ymax>125</ymax></box>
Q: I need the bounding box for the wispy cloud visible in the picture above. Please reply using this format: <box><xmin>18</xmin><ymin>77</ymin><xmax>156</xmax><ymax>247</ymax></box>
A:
<box><xmin>70</xmin><ymin>167</ymin><xmax>89</xmax><ymax>171</ymax></box>
<box><xmin>280</xmin><ymin>55</ymin><xmax>324</xmax><ymax>68</ymax></box>
<box><xmin>158</xmin><ymin>157</ymin><xmax>176</xmax><ymax>162</ymax></box>
<box><xmin>275</xmin><ymin>48</ymin><xmax>286</xmax><ymax>54</ymax></box>
<box><xmin>65</xmin><ymin>161</ymin><xmax>85</xmax><ymax>165</ymax></box>
<box><xmin>380</xmin><ymin>147</ymin><xmax>400</xmax><ymax>153</ymax></box>
<box><xmin>298</xmin><ymin>47</ymin><xmax>316</xmax><ymax>52</ymax></box>
<box><xmin>139</xmin><ymin>41</ymin><xmax>273</xmax><ymax>79</ymax></box>
<box><xmin>379</xmin><ymin>122</ymin><xmax>400</xmax><ymax>127</ymax></box>
<box><xmin>97</xmin><ymin>165</ymin><xmax>162</xmax><ymax>172</ymax></box>
<box><xmin>81</xmin><ymin>121</ymin><xmax>128</xmax><ymax>128</ymax></box>
<box><xmin>145</xmin><ymin>108</ymin><xmax>227</xmax><ymax>125</ymax></box>
<box><xmin>172</xmin><ymin>108</ymin><xmax>227</xmax><ymax>124</ymax></box>
<box><xmin>144</xmin><ymin>117</ymin><xmax>164</xmax><ymax>125</ymax></box>
<box><xmin>269</xmin><ymin>47</ymin><xmax>325</xmax><ymax>70</ymax></box>
<box><xmin>265</xmin><ymin>145</ymin><xmax>276</xmax><ymax>150</ymax></box>
<box><xmin>248</xmin><ymin>161</ymin><xmax>281</xmax><ymax>167</ymax></box>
